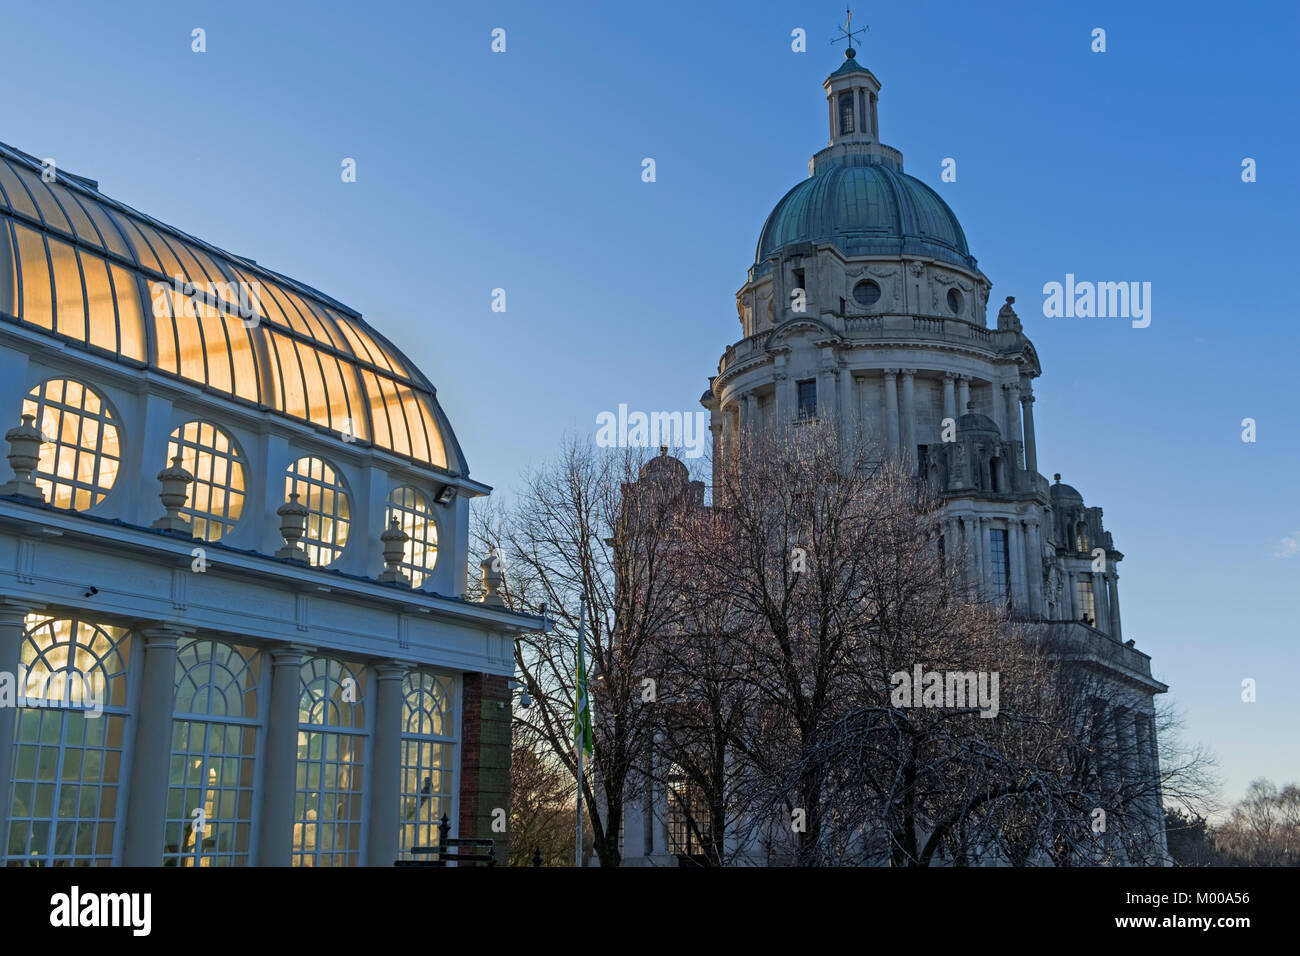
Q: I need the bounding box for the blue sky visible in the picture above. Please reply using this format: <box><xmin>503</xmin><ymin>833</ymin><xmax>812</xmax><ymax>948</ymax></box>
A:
<box><xmin>3</xmin><ymin>0</ymin><xmax>1296</xmax><ymax>809</ymax></box>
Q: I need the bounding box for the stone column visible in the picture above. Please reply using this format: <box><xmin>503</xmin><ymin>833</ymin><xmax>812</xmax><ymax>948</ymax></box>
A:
<box><xmin>1020</xmin><ymin>391</ymin><xmax>1038</xmax><ymax>474</ymax></box>
<box><xmin>1024</xmin><ymin>520</ymin><xmax>1044</xmax><ymax>616</ymax></box>
<box><xmin>838</xmin><ymin>366</ymin><xmax>855</xmax><ymax>430</ymax></box>
<box><xmin>1107</xmin><ymin>573</ymin><xmax>1123</xmax><ymax>641</ymax></box>
<box><xmin>882</xmin><ymin>369</ymin><xmax>900</xmax><ymax>453</ymax></box>
<box><xmin>942</xmin><ymin>374</ymin><xmax>956</xmax><ymax>424</ymax></box>
<box><xmin>957</xmin><ymin>375</ymin><xmax>971</xmax><ymax>416</ymax></box>
<box><xmin>366</xmin><ymin>661</ymin><xmax>408</xmax><ymax>866</ymax></box>
<box><xmin>1004</xmin><ymin>382</ymin><xmax>1024</xmax><ymax>467</ymax></box>
<box><xmin>123</xmin><ymin>624</ymin><xmax>189</xmax><ymax>866</ymax></box>
<box><xmin>1092</xmin><ymin>570</ymin><xmax>1111</xmax><ymax>637</ymax></box>
<box><xmin>1008</xmin><ymin>521</ymin><xmax>1025</xmax><ymax>610</ymax></box>
<box><xmin>649</xmin><ymin>733</ymin><xmax>674</xmax><ymax>864</ymax></box>
<box><xmin>257</xmin><ymin>643</ymin><xmax>312</xmax><ymax>866</ymax></box>
<box><xmin>900</xmin><ymin>369</ymin><xmax>917</xmax><ymax>470</ymax></box>
<box><xmin>0</xmin><ymin>599</ymin><xmax>35</xmax><ymax>834</ymax></box>
<box><xmin>1066</xmin><ymin>571</ymin><xmax>1078</xmax><ymax>621</ymax></box>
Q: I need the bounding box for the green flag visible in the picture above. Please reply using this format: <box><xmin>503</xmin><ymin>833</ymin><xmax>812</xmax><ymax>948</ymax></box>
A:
<box><xmin>574</xmin><ymin>610</ymin><xmax>594</xmax><ymax>757</ymax></box>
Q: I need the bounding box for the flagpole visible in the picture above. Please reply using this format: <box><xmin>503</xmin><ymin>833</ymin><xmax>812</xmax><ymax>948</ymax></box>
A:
<box><xmin>574</xmin><ymin>598</ymin><xmax>587</xmax><ymax>868</ymax></box>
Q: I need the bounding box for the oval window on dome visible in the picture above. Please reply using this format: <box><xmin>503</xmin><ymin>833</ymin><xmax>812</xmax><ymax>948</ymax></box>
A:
<box><xmin>852</xmin><ymin>280</ymin><xmax>881</xmax><ymax>308</ymax></box>
<box><xmin>947</xmin><ymin>288</ymin><xmax>964</xmax><ymax>315</ymax></box>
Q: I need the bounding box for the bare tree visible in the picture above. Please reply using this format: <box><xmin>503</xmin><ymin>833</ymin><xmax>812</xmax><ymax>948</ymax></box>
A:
<box><xmin>473</xmin><ymin>438</ymin><xmax>691</xmax><ymax>866</ymax></box>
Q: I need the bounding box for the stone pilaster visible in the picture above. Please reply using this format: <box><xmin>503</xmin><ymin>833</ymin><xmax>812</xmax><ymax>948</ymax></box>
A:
<box><xmin>366</xmin><ymin>661</ymin><xmax>409</xmax><ymax>866</ymax></box>
<box><xmin>900</xmin><ymin>369</ymin><xmax>917</xmax><ymax>469</ymax></box>
<box><xmin>256</xmin><ymin>643</ymin><xmax>312</xmax><ymax>865</ymax></box>
<box><xmin>122</xmin><ymin>624</ymin><xmax>189</xmax><ymax>866</ymax></box>
<box><xmin>883</xmin><ymin>369</ymin><xmax>900</xmax><ymax>453</ymax></box>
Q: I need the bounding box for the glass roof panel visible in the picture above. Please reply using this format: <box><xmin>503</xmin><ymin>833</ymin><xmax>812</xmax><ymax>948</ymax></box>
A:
<box><xmin>48</xmin><ymin>237</ymin><xmax>87</xmax><ymax>342</ymax></box>
<box><xmin>0</xmin><ymin>220</ymin><xmax>15</xmax><ymax>317</ymax></box>
<box><xmin>222</xmin><ymin>312</ymin><xmax>259</xmax><ymax>403</ymax></box>
<box><xmin>358</xmin><ymin>368</ymin><xmax>393</xmax><ymax>451</ymax></box>
<box><xmin>270</xmin><ymin>330</ymin><xmax>308</xmax><ymax>420</ymax></box>
<box><xmin>132</xmin><ymin>220</ymin><xmax>187</xmax><ymax>283</ymax></box>
<box><xmin>80</xmin><ymin>250</ymin><xmax>117</xmax><ymax>353</ymax></box>
<box><xmin>49</xmin><ymin>182</ymin><xmax>102</xmax><ymax>250</ymax></box>
<box><xmin>0</xmin><ymin>162</ymin><xmax>41</xmax><ymax>221</ymax></box>
<box><xmin>13</xmin><ymin>222</ymin><xmax>53</xmax><ymax>330</ymax></box>
<box><xmin>110</xmin><ymin>213</ymin><xmax>163</xmax><ymax>273</ymax></box>
<box><xmin>110</xmin><ymin>264</ymin><xmax>146</xmax><ymax>361</ymax></box>
<box><xmin>77</xmin><ymin>196</ymin><xmax>133</xmax><ymax>261</ymax></box>
<box><xmin>11</xmin><ymin>164</ymin><xmax>71</xmax><ymax>235</ymax></box>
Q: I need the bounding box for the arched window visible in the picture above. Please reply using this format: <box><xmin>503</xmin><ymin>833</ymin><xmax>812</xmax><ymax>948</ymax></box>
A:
<box><xmin>4</xmin><ymin>616</ymin><xmax>131</xmax><ymax>865</ymax></box>
<box><xmin>838</xmin><ymin>92</ymin><xmax>855</xmax><ymax>134</ymax></box>
<box><xmin>293</xmin><ymin>658</ymin><xmax>367</xmax><ymax>866</ymax></box>
<box><xmin>1075</xmin><ymin>521</ymin><xmax>1090</xmax><ymax>553</ymax></box>
<box><xmin>22</xmin><ymin>378</ymin><xmax>121</xmax><ymax>510</ymax></box>
<box><xmin>165</xmin><ymin>639</ymin><xmax>261</xmax><ymax>867</ymax></box>
<box><xmin>285</xmin><ymin>456</ymin><xmax>351</xmax><ymax>566</ymax></box>
<box><xmin>166</xmin><ymin>421</ymin><xmax>247</xmax><ymax>542</ymax></box>
<box><xmin>399</xmin><ymin>672</ymin><xmax>455</xmax><ymax>860</ymax></box>
<box><xmin>387</xmin><ymin>486</ymin><xmax>438</xmax><ymax>587</ymax></box>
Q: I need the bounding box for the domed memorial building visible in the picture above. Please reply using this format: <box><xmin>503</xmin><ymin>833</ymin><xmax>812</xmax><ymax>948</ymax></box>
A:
<box><xmin>618</xmin><ymin>51</ymin><xmax>1169</xmax><ymax>865</ymax></box>
<box><xmin>0</xmin><ymin>142</ymin><xmax>539</xmax><ymax>866</ymax></box>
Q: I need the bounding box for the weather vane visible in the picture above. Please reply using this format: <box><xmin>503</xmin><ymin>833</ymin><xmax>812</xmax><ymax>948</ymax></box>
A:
<box><xmin>831</xmin><ymin>8</ymin><xmax>869</xmax><ymax>58</ymax></box>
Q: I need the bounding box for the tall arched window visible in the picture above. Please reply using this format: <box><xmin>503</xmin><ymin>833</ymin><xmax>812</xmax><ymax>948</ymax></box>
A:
<box><xmin>293</xmin><ymin>658</ymin><xmax>367</xmax><ymax>866</ymax></box>
<box><xmin>22</xmin><ymin>378</ymin><xmax>121</xmax><ymax>510</ymax></box>
<box><xmin>166</xmin><ymin>421</ymin><xmax>247</xmax><ymax>542</ymax></box>
<box><xmin>387</xmin><ymin>486</ymin><xmax>438</xmax><ymax>587</ymax></box>
<box><xmin>398</xmin><ymin>672</ymin><xmax>455</xmax><ymax>859</ymax></box>
<box><xmin>285</xmin><ymin>456</ymin><xmax>351</xmax><ymax>566</ymax></box>
<box><xmin>838</xmin><ymin>92</ymin><xmax>856</xmax><ymax>134</ymax></box>
<box><xmin>4</xmin><ymin>616</ymin><xmax>131</xmax><ymax>865</ymax></box>
<box><xmin>165</xmin><ymin>639</ymin><xmax>261</xmax><ymax>867</ymax></box>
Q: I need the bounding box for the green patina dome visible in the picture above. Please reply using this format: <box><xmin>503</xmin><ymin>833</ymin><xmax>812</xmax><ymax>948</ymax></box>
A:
<box><xmin>754</xmin><ymin>162</ymin><xmax>976</xmax><ymax>273</ymax></box>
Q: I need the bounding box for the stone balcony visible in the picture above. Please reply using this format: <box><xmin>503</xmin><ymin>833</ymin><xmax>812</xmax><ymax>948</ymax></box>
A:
<box><xmin>1039</xmin><ymin>620</ymin><xmax>1166</xmax><ymax>694</ymax></box>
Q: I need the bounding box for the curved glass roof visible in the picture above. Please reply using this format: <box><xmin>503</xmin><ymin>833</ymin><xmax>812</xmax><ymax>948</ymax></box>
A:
<box><xmin>0</xmin><ymin>143</ymin><xmax>459</xmax><ymax>473</ymax></box>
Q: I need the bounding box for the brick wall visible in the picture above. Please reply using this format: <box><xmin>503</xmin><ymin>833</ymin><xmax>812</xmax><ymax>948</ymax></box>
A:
<box><xmin>459</xmin><ymin>672</ymin><xmax>511</xmax><ymax>863</ymax></box>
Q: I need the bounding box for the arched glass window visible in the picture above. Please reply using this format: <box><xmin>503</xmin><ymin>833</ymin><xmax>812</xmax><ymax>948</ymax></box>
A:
<box><xmin>22</xmin><ymin>378</ymin><xmax>121</xmax><ymax>510</ymax></box>
<box><xmin>838</xmin><ymin>92</ymin><xmax>855</xmax><ymax>134</ymax></box>
<box><xmin>387</xmin><ymin>486</ymin><xmax>438</xmax><ymax>587</ymax></box>
<box><xmin>398</xmin><ymin>672</ymin><xmax>455</xmax><ymax>860</ymax></box>
<box><xmin>1075</xmin><ymin>522</ymin><xmax>1090</xmax><ymax>553</ymax></box>
<box><xmin>293</xmin><ymin>658</ymin><xmax>367</xmax><ymax>866</ymax></box>
<box><xmin>285</xmin><ymin>456</ymin><xmax>351</xmax><ymax>566</ymax></box>
<box><xmin>165</xmin><ymin>639</ymin><xmax>261</xmax><ymax>867</ymax></box>
<box><xmin>4</xmin><ymin>616</ymin><xmax>131</xmax><ymax>865</ymax></box>
<box><xmin>166</xmin><ymin>421</ymin><xmax>247</xmax><ymax>542</ymax></box>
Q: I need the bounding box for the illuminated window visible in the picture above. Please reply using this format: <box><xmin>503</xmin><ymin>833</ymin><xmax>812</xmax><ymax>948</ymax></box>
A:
<box><xmin>294</xmin><ymin>658</ymin><xmax>367</xmax><ymax>867</ymax></box>
<box><xmin>387</xmin><ymin>486</ymin><xmax>438</xmax><ymax>587</ymax></box>
<box><xmin>23</xmin><ymin>378</ymin><xmax>121</xmax><ymax>510</ymax></box>
<box><xmin>4</xmin><ymin>616</ymin><xmax>130</xmax><ymax>865</ymax></box>
<box><xmin>166</xmin><ymin>639</ymin><xmax>260</xmax><ymax>867</ymax></box>
<box><xmin>166</xmin><ymin>421</ymin><xmax>247</xmax><ymax>542</ymax></box>
<box><xmin>1076</xmin><ymin>578</ymin><xmax>1096</xmax><ymax>626</ymax></box>
<box><xmin>398</xmin><ymin>672</ymin><xmax>455</xmax><ymax>861</ymax></box>
<box><xmin>284</xmin><ymin>456</ymin><xmax>351</xmax><ymax>566</ymax></box>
